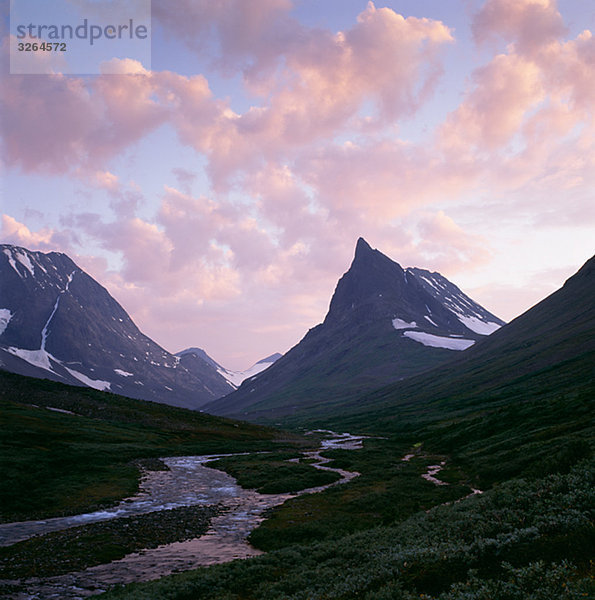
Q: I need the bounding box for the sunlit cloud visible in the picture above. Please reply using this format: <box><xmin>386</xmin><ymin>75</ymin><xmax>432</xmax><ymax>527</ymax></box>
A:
<box><xmin>2</xmin><ymin>0</ymin><xmax>593</xmax><ymax>367</ymax></box>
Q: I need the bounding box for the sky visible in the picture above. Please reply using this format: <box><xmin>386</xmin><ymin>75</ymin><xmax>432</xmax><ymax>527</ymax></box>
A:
<box><xmin>1</xmin><ymin>0</ymin><xmax>594</xmax><ymax>370</ymax></box>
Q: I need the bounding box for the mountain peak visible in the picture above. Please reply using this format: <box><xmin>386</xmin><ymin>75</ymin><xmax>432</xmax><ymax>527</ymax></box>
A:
<box><xmin>355</xmin><ymin>237</ymin><xmax>373</xmax><ymax>257</ymax></box>
<box><xmin>325</xmin><ymin>240</ymin><xmax>405</xmax><ymax>325</ymax></box>
<box><xmin>205</xmin><ymin>239</ymin><xmax>508</xmax><ymax>421</ymax></box>
<box><xmin>257</xmin><ymin>352</ymin><xmax>283</xmax><ymax>364</ymax></box>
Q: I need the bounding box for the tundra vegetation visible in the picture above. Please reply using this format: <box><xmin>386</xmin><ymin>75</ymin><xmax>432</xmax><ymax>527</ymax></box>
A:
<box><xmin>0</xmin><ymin>354</ymin><xmax>593</xmax><ymax>599</ymax></box>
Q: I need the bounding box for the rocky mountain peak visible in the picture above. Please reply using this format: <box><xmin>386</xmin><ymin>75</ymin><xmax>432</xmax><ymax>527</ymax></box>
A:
<box><xmin>354</xmin><ymin>236</ymin><xmax>373</xmax><ymax>257</ymax></box>
<box><xmin>207</xmin><ymin>238</ymin><xmax>506</xmax><ymax>421</ymax></box>
<box><xmin>325</xmin><ymin>239</ymin><xmax>407</xmax><ymax>325</ymax></box>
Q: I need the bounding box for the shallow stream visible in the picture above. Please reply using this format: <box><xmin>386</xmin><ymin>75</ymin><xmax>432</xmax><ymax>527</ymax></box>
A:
<box><xmin>1</xmin><ymin>431</ymin><xmax>365</xmax><ymax>599</ymax></box>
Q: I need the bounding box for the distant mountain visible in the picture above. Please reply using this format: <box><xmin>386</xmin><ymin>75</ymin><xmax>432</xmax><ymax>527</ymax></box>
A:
<box><xmin>205</xmin><ymin>238</ymin><xmax>504</xmax><ymax>420</ymax></box>
<box><xmin>0</xmin><ymin>244</ymin><xmax>234</xmax><ymax>409</ymax></box>
<box><xmin>175</xmin><ymin>348</ymin><xmax>282</xmax><ymax>388</ymax></box>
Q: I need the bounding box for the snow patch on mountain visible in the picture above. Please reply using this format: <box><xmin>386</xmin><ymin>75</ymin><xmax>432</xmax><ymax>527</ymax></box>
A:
<box><xmin>176</xmin><ymin>348</ymin><xmax>282</xmax><ymax>388</ymax></box>
<box><xmin>392</xmin><ymin>318</ymin><xmax>417</xmax><ymax>330</ymax></box>
<box><xmin>223</xmin><ymin>361</ymin><xmax>273</xmax><ymax>387</ymax></box>
<box><xmin>219</xmin><ymin>353</ymin><xmax>282</xmax><ymax>387</ymax></box>
<box><xmin>64</xmin><ymin>366</ymin><xmax>111</xmax><ymax>391</ymax></box>
<box><xmin>455</xmin><ymin>315</ymin><xmax>501</xmax><ymax>335</ymax></box>
<box><xmin>407</xmin><ymin>267</ymin><xmax>505</xmax><ymax>337</ymax></box>
<box><xmin>424</xmin><ymin>315</ymin><xmax>438</xmax><ymax>327</ymax></box>
<box><xmin>15</xmin><ymin>250</ymin><xmax>35</xmax><ymax>276</ymax></box>
<box><xmin>403</xmin><ymin>331</ymin><xmax>475</xmax><ymax>351</ymax></box>
<box><xmin>0</xmin><ymin>309</ymin><xmax>12</xmax><ymax>336</ymax></box>
<box><xmin>6</xmin><ymin>346</ymin><xmax>55</xmax><ymax>371</ymax></box>
<box><xmin>114</xmin><ymin>369</ymin><xmax>133</xmax><ymax>377</ymax></box>
<box><xmin>3</xmin><ymin>249</ymin><xmax>19</xmax><ymax>276</ymax></box>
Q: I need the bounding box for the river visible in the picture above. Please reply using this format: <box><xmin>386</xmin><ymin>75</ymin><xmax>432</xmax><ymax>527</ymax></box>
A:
<box><xmin>0</xmin><ymin>431</ymin><xmax>365</xmax><ymax>599</ymax></box>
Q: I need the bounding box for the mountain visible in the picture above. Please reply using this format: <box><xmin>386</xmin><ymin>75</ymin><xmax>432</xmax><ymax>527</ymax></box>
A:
<box><xmin>332</xmin><ymin>252</ymin><xmax>595</xmax><ymax>426</ymax></box>
<box><xmin>205</xmin><ymin>238</ymin><xmax>504</xmax><ymax>420</ymax></box>
<box><xmin>274</xmin><ymin>248</ymin><xmax>594</xmax><ymax>471</ymax></box>
<box><xmin>175</xmin><ymin>348</ymin><xmax>282</xmax><ymax>388</ymax></box>
<box><xmin>0</xmin><ymin>244</ymin><xmax>234</xmax><ymax>409</ymax></box>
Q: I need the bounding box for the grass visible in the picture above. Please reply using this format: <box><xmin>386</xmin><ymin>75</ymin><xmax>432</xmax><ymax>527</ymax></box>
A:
<box><xmin>99</xmin><ymin>458</ymin><xmax>595</xmax><ymax>599</ymax></box>
<box><xmin>2</xmin><ymin>290</ymin><xmax>593</xmax><ymax>599</ymax></box>
<box><xmin>247</xmin><ymin>439</ymin><xmax>472</xmax><ymax>551</ymax></box>
<box><xmin>210</xmin><ymin>451</ymin><xmax>341</xmax><ymax>494</ymax></box>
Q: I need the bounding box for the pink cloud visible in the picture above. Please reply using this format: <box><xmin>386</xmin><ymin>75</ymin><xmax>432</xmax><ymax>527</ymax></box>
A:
<box><xmin>472</xmin><ymin>0</ymin><xmax>566</xmax><ymax>55</ymax></box>
<box><xmin>1</xmin><ymin>215</ymin><xmax>57</xmax><ymax>249</ymax></box>
<box><xmin>151</xmin><ymin>2</ymin><xmax>453</xmax><ymax>187</ymax></box>
<box><xmin>0</xmin><ymin>68</ymin><xmax>168</xmax><ymax>174</ymax></box>
<box><xmin>297</xmin><ymin>138</ymin><xmax>477</xmax><ymax>223</ymax></box>
<box><xmin>3</xmin><ymin>1</ymin><xmax>593</xmax><ymax>368</ymax></box>
<box><xmin>440</xmin><ymin>53</ymin><xmax>544</xmax><ymax>151</ymax></box>
<box><xmin>0</xmin><ymin>73</ymin><xmax>102</xmax><ymax>173</ymax></box>
<box><xmin>413</xmin><ymin>211</ymin><xmax>492</xmax><ymax>274</ymax></box>
<box><xmin>466</xmin><ymin>262</ymin><xmax>577</xmax><ymax>323</ymax></box>
<box><xmin>438</xmin><ymin>8</ymin><xmax>594</xmax><ymax>209</ymax></box>
<box><xmin>2</xmin><ymin>3</ymin><xmax>453</xmax><ymax>190</ymax></box>
<box><xmin>539</xmin><ymin>31</ymin><xmax>595</xmax><ymax>112</ymax></box>
<box><xmin>153</xmin><ymin>0</ymin><xmax>295</xmax><ymax>82</ymax></box>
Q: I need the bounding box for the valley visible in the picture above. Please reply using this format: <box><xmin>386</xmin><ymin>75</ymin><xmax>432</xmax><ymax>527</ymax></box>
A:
<box><xmin>0</xmin><ymin>244</ymin><xmax>593</xmax><ymax>599</ymax></box>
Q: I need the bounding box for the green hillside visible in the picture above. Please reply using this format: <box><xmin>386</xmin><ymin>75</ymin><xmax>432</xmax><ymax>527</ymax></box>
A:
<box><xmin>102</xmin><ymin>457</ymin><xmax>595</xmax><ymax>600</ymax></box>
<box><xmin>0</xmin><ymin>370</ymin><xmax>301</xmax><ymax>522</ymax></box>
<box><xmin>265</xmin><ymin>255</ymin><xmax>594</xmax><ymax>430</ymax></box>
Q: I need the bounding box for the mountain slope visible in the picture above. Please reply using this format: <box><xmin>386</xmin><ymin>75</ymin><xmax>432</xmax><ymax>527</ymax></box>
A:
<box><xmin>206</xmin><ymin>238</ymin><xmax>504</xmax><ymax>420</ymax></box>
<box><xmin>0</xmin><ymin>245</ymin><xmax>234</xmax><ymax>409</ymax></box>
<box><xmin>175</xmin><ymin>348</ymin><xmax>282</xmax><ymax>388</ymax></box>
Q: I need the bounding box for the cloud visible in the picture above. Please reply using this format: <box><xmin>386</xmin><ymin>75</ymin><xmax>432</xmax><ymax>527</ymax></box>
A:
<box><xmin>298</xmin><ymin>138</ymin><xmax>476</xmax><ymax>224</ymax></box>
<box><xmin>172</xmin><ymin>167</ymin><xmax>197</xmax><ymax>193</ymax></box>
<box><xmin>86</xmin><ymin>170</ymin><xmax>121</xmax><ymax>192</ymax></box>
<box><xmin>100</xmin><ymin>57</ymin><xmax>151</xmax><ymax>75</ymax></box>
<box><xmin>0</xmin><ymin>215</ymin><xmax>57</xmax><ymax>249</ymax></box>
<box><xmin>466</xmin><ymin>262</ymin><xmax>577</xmax><ymax>322</ymax></box>
<box><xmin>2</xmin><ymin>2</ymin><xmax>453</xmax><ymax>189</ymax></box>
<box><xmin>3</xmin><ymin>1</ymin><xmax>593</xmax><ymax>367</ymax></box>
<box><xmin>440</xmin><ymin>53</ymin><xmax>544</xmax><ymax>151</ymax></box>
<box><xmin>472</xmin><ymin>0</ymin><xmax>566</xmax><ymax>55</ymax></box>
<box><xmin>0</xmin><ymin>69</ymin><xmax>168</xmax><ymax>174</ymax></box>
<box><xmin>152</xmin><ymin>2</ymin><xmax>453</xmax><ymax>186</ymax></box>
<box><xmin>0</xmin><ymin>72</ymin><xmax>102</xmax><ymax>173</ymax></box>
<box><xmin>438</xmin><ymin>4</ymin><xmax>595</xmax><ymax>217</ymax></box>
<box><xmin>153</xmin><ymin>0</ymin><xmax>295</xmax><ymax>80</ymax></box>
<box><xmin>413</xmin><ymin>211</ymin><xmax>492</xmax><ymax>273</ymax></box>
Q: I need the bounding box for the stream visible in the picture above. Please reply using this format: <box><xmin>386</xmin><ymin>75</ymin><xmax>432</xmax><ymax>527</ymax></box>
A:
<box><xmin>0</xmin><ymin>432</ymin><xmax>365</xmax><ymax>599</ymax></box>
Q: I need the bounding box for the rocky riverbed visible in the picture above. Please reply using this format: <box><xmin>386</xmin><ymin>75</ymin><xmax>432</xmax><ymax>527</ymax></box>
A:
<box><xmin>0</xmin><ymin>432</ymin><xmax>365</xmax><ymax>599</ymax></box>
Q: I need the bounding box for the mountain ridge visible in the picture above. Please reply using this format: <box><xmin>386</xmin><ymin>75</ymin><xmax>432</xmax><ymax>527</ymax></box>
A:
<box><xmin>175</xmin><ymin>347</ymin><xmax>282</xmax><ymax>388</ymax></box>
<box><xmin>0</xmin><ymin>244</ymin><xmax>233</xmax><ymax>409</ymax></box>
<box><xmin>292</xmin><ymin>252</ymin><xmax>595</xmax><ymax>430</ymax></box>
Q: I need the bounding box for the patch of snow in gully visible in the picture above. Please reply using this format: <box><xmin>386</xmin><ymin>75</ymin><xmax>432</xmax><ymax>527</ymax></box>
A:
<box><xmin>403</xmin><ymin>331</ymin><xmax>475</xmax><ymax>350</ymax></box>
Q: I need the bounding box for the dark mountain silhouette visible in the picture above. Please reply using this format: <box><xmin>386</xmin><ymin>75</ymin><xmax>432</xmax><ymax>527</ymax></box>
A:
<box><xmin>206</xmin><ymin>238</ymin><xmax>504</xmax><ymax>420</ymax></box>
